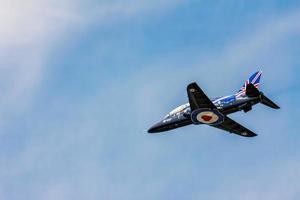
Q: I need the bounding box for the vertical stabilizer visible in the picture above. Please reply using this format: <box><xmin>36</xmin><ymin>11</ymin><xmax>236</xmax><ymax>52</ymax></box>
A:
<box><xmin>236</xmin><ymin>70</ymin><xmax>262</xmax><ymax>97</ymax></box>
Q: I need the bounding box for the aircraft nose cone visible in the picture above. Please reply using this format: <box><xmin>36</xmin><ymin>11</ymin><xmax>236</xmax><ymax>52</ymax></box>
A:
<box><xmin>148</xmin><ymin>127</ymin><xmax>155</xmax><ymax>133</ymax></box>
<box><xmin>148</xmin><ymin>122</ymin><xmax>163</xmax><ymax>133</ymax></box>
<box><xmin>148</xmin><ymin>124</ymin><xmax>158</xmax><ymax>133</ymax></box>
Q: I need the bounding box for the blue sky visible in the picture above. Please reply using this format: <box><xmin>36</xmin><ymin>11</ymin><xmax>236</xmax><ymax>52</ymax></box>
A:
<box><xmin>1</xmin><ymin>1</ymin><xmax>300</xmax><ymax>199</ymax></box>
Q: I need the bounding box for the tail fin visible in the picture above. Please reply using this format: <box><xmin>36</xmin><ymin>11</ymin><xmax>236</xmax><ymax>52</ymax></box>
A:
<box><xmin>236</xmin><ymin>70</ymin><xmax>262</xmax><ymax>97</ymax></box>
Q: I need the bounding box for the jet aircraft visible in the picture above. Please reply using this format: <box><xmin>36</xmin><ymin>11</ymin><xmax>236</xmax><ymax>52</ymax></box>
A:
<box><xmin>148</xmin><ymin>71</ymin><xmax>280</xmax><ymax>137</ymax></box>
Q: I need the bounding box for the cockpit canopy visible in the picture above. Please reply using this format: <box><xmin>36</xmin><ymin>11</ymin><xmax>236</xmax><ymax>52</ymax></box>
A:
<box><xmin>164</xmin><ymin>103</ymin><xmax>190</xmax><ymax>119</ymax></box>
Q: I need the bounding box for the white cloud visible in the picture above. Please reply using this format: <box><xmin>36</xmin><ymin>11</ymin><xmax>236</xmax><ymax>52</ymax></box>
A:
<box><xmin>0</xmin><ymin>0</ymin><xmax>183</xmax><ymax>131</ymax></box>
<box><xmin>0</xmin><ymin>0</ymin><xmax>84</xmax><ymax>47</ymax></box>
<box><xmin>0</xmin><ymin>0</ymin><xmax>85</xmax><ymax>130</ymax></box>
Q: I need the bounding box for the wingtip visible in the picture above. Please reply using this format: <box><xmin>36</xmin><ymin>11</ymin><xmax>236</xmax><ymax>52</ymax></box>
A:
<box><xmin>187</xmin><ymin>82</ymin><xmax>199</xmax><ymax>92</ymax></box>
<box><xmin>187</xmin><ymin>82</ymin><xmax>197</xmax><ymax>87</ymax></box>
<box><xmin>245</xmin><ymin>133</ymin><xmax>258</xmax><ymax>137</ymax></box>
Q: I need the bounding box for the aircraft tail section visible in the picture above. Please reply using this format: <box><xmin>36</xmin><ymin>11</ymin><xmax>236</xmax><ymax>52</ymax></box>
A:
<box><xmin>236</xmin><ymin>70</ymin><xmax>262</xmax><ymax>97</ymax></box>
<box><xmin>245</xmin><ymin>83</ymin><xmax>280</xmax><ymax>109</ymax></box>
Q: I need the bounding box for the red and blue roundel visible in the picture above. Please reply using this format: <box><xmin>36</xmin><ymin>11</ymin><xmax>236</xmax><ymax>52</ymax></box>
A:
<box><xmin>191</xmin><ymin>108</ymin><xmax>224</xmax><ymax>125</ymax></box>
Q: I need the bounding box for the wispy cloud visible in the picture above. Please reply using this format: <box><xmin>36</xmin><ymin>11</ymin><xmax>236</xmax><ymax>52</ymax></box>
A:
<box><xmin>0</xmin><ymin>0</ymin><xmax>183</xmax><ymax>132</ymax></box>
<box><xmin>0</xmin><ymin>0</ymin><xmax>83</xmax><ymax>131</ymax></box>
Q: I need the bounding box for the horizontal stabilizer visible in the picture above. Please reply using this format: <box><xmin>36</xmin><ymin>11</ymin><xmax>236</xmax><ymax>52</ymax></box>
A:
<box><xmin>246</xmin><ymin>83</ymin><xmax>280</xmax><ymax>109</ymax></box>
<box><xmin>260</xmin><ymin>93</ymin><xmax>280</xmax><ymax>109</ymax></box>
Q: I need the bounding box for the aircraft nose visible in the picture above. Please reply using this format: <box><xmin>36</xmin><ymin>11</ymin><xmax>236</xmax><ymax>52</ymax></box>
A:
<box><xmin>148</xmin><ymin>124</ymin><xmax>158</xmax><ymax>133</ymax></box>
<box><xmin>148</xmin><ymin>127</ymin><xmax>155</xmax><ymax>133</ymax></box>
<box><xmin>147</xmin><ymin>122</ymin><xmax>163</xmax><ymax>133</ymax></box>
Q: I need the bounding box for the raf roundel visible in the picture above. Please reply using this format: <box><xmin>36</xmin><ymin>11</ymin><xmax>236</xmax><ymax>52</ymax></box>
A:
<box><xmin>191</xmin><ymin>109</ymin><xmax>225</xmax><ymax>125</ymax></box>
<box><xmin>196</xmin><ymin>111</ymin><xmax>219</xmax><ymax>124</ymax></box>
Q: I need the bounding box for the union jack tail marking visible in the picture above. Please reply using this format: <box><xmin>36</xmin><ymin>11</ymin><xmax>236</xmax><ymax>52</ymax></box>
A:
<box><xmin>236</xmin><ymin>70</ymin><xmax>262</xmax><ymax>97</ymax></box>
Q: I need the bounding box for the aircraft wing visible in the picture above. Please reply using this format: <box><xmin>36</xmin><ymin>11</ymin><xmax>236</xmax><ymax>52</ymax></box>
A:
<box><xmin>187</xmin><ymin>82</ymin><xmax>257</xmax><ymax>137</ymax></box>
<box><xmin>187</xmin><ymin>82</ymin><xmax>216</xmax><ymax>111</ymax></box>
<box><xmin>211</xmin><ymin>116</ymin><xmax>257</xmax><ymax>137</ymax></box>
